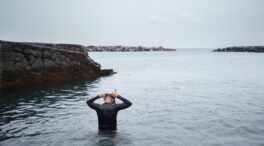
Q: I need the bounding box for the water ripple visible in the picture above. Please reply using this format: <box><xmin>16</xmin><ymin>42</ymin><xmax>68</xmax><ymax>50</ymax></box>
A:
<box><xmin>1</xmin><ymin>52</ymin><xmax>264</xmax><ymax>145</ymax></box>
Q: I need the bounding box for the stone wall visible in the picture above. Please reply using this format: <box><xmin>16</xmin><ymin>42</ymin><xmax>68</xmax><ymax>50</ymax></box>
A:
<box><xmin>0</xmin><ymin>41</ymin><xmax>112</xmax><ymax>90</ymax></box>
<box><xmin>28</xmin><ymin>43</ymin><xmax>87</xmax><ymax>54</ymax></box>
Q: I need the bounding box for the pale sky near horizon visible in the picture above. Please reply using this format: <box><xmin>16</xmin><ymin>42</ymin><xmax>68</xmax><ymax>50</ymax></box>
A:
<box><xmin>0</xmin><ymin>0</ymin><xmax>263</xmax><ymax>48</ymax></box>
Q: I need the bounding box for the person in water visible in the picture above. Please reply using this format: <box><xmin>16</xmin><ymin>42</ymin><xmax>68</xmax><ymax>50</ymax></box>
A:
<box><xmin>86</xmin><ymin>90</ymin><xmax>132</xmax><ymax>131</ymax></box>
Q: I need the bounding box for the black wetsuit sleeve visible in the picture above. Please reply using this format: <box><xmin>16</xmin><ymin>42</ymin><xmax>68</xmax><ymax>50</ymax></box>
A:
<box><xmin>86</xmin><ymin>95</ymin><xmax>101</xmax><ymax>110</ymax></box>
<box><xmin>116</xmin><ymin>95</ymin><xmax>132</xmax><ymax>110</ymax></box>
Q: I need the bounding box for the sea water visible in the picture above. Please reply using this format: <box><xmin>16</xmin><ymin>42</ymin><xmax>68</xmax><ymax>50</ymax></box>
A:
<box><xmin>1</xmin><ymin>49</ymin><xmax>264</xmax><ymax>146</ymax></box>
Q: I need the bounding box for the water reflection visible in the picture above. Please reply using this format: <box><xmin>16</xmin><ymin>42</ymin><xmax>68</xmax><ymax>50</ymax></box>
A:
<box><xmin>1</xmin><ymin>52</ymin><xmax>264</xmax><ymax>145</ymax></box>
<box><xmin>0</xmin><ymin>79</ymin><xmax>100</xmax><ymax>142</ymax></box>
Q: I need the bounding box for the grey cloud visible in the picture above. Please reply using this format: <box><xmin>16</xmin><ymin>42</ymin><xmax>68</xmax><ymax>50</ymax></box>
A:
<box><xmin>0</xmin><ymin>0</ymin><xmax>263</xmax><ymax>48</ymax></box>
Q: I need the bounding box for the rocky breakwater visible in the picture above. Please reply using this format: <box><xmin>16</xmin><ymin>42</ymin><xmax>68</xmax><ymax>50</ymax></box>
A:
<box><xmin>213</xmin><ymin>46</ymin><xmax>264</xmax><ymax>53</ymax></box>
<box><xmin>0</xmin><ymin>41</ymin><xmax>113</xmax><ymax>90</ymax></box>
<box><xmin>86</xmin><ymin>45</ymin><xmax>176</xmax><ymax>52</ymax></box>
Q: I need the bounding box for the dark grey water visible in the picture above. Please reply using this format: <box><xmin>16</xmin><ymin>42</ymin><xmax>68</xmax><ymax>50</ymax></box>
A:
<box><xmin>1</xmin><ymin>49</ymin><xmax>264</xmax><ymax>146</ymax></box>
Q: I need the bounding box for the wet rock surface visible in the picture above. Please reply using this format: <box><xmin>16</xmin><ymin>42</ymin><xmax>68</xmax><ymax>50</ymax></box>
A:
<box><xmin>0</xmin><ymin>40</ymin><xmax>113</xmax><ymax>90</ymax></box>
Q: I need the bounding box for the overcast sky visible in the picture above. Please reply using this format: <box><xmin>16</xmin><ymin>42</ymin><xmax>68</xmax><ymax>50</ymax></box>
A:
<box><xmin>0</xmin><ymin>0</ymin><xmax>263</xmax><ymax>48</ymax></box>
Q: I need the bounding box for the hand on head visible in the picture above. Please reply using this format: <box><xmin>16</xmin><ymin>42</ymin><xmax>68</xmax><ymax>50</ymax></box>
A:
<box><xmin>99</xmin><ymin>89</ymin><xmax>118</xmax><ymax>98</ymax></box>
<box><xmin>99</xmin><ymin>90</ymin><xmax>118</xmax><ymax>104</ymax></box>
<box><xmin>111</xmin><ymin>89</ymin><xmax>118</xmax><ymax>98</ymax></box>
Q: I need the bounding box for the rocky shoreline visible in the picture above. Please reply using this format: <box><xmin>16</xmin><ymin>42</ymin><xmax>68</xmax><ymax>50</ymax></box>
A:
<box><xmin>0</xmin><ymin>41</ymin><xmax>176</xmax><ymax>90</ymax></box>
<box><xmin>213</xmin><ymin>46</ymin><xmax>264</xmax><ymax>53</ymax></box>
<box><xmin>0</xmin><ymin>41</ymin><xmax>114</xmax><ymax>90</ymax></box>
<box><xmin>20</xmin><ymin>43</ymin><xmax>176</xmax><ymax>52</ymax></box>
<box><xmin>86</xmin><ymin>45</ymin><xmax>176</xmax><ymax>52</ymax></box>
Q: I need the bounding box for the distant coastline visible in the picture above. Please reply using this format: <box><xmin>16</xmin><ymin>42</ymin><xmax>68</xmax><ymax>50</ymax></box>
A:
<box><xmin>86</xmin><ymin>45</ymin><xmax>176</xmax><ymax>52</ymax></box>
<box><xmin>23</xmin><ymin>43</ymin><xmax>177</xmax><ymax>52</ymax></box>
<box><xmin>213</xmin><ymin>46</ymin><xmax>264</xmax><ymax>53</ymax></box>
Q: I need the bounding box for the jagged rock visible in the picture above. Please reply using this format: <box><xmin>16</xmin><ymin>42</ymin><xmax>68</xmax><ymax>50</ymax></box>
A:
<box><xmin>213</xmin><ymin>46</ymin><xmax>264</xmax><ymax>53</ymax></box>
<box><xmin>44</xmin><ymin>59</ymin><xmax>57</xmax><ymax>67</ymax></box>
<box><xmin>2</xmin><ymin>43</ymin><xmax>12</xmax><ymax>51</ymax></box>
<box><xmin>33</xmin><ymin>49</ymin><xmax>42</xmax><ymax>57</ymax></box>
<box><xmin>0</xmin><ymin>40</ymin><xmax>113</xmax><ymax>90</ymax></box>
<box><xmin>3</xmin><ymin>51</ymin><xmax>15</xmax><ymax>62</ymax></box>
<box><xmin>15</xmin><ymin>53</ymin><xmax>25</xmax><ymax>62</ymax></box>
<box><xmin>32</xmin><ymin>58</ymin><xmax>42</xmax><ymax>69</ymax></box>
<box><xmin>54</xmin><ymin>57</ymin><xmax>62</xmax><ymax>65</ymax></box>
<box><xmin>65</xmin><ymin>57</ymin><xmax>72</xmax><ymax>64</ymax></box>
<box><xmin>14</xmin><ymin>63</ymin><xmax>23</xmax><ymax>70</ymax></box>
<box><xmin>43</xmin><ymin>50</ymin><xmax>51</xmax><ymax>58</ymax></box>
<box><xmin>22</xmin><ymin>58</ymin><xmax>29</xmax><ymax>68</ymax></box>
<box><xmin>100</xmin><ymin>69</ymin><xmax>115</xmax><ymax>76</ymax></box>
<box><xmin>44</xmin><ymin>59</ymin><xmax>60</xmax><ymax>72</ymax></box>
<box><xmin>51</xmin><ymin>51</ymin><xmax>58</xmax><ymax>60</ymax></box>
<box><xmin>29</xmin><ymin>55</ymin><xmax>36</xmax><ymax>65</ymax></box>
<box><xmin>14</xmin><ymin>47</ymin><xmax>22</xmax><ymax>52</ymax></box>
<box><xmin>2</xmin><ymin>62</ymin><xmax>14</xmax><ymax>71</ymax></box>
<box><xmin>25</xmin><ymin>66</ymin><xmax>31</xmax><ymax>71</ymax></box>
<box><xmin>24</xmin><ymin>48</ymin><xmax>33</xmax><ymax>54</ymax></box>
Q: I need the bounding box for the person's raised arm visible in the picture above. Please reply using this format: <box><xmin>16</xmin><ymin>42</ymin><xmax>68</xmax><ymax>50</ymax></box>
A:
<box><xmin>86</xmin><ymin>95</ymin><xmax>101</xmax><ymax>110</ymax></box>
<box><xmin>116</xmin><ymin>95</ymin><xmax>132</xmax><ymax>110</ymax></box>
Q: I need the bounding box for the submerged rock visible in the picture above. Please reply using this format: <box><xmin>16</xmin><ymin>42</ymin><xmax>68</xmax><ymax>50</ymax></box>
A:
<box><xmin>100</xmin><ymin>69</ymin><xmax>115</xmax><ymax>76</ymax></box>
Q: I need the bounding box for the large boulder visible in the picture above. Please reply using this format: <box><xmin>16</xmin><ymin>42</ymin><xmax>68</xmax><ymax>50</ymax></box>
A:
<box><xmin>0</xmin><ymin>40</ymin><xmax>114</xmax><ymax>90</ymax></box>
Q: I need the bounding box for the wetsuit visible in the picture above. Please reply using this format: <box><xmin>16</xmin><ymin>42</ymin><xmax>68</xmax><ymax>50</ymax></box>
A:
<box><xmin>86</xmin><ymin>95</ymin><xmax>132</xmax><ymax>131</ymax></box>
